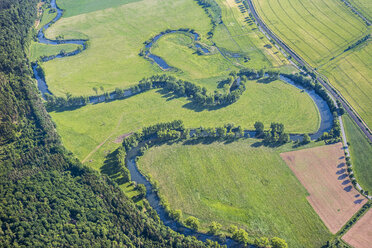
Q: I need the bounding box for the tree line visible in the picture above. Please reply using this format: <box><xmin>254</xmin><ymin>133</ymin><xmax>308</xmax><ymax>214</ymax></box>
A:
<box><xmin>44</xmin><ymin>68</ymin><xmax>282</xmax><ymax>111</ymax></box>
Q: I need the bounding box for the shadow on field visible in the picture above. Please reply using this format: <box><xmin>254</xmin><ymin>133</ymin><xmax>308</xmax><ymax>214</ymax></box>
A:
<box><xmin>100</xmin><ymin>150</ymin><xmax>126</xmax><ymax>185</ymax></box>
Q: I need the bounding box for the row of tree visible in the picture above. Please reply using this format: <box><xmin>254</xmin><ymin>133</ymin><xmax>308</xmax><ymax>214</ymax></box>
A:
<box><xmin>45</xmin><ymin>67</ymin><xmax>285</xmax><ymax>111</ymax></box>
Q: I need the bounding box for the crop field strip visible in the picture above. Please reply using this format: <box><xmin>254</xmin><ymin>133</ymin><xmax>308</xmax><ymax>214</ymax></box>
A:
<box><xmin>342</xmin><ymin>209</ymin><xmax>372</xmax><ymax>248</ymax></box>
<box><xmin>321</xmin><ymin>42</ymin><xmax>372</xmax><ymax>127</ymax></box>
<box><xmin>252</xmin><ymin>0</ymin><xmax>367</xmax><ymax>66</ymax></box>
<box><xmin>348</xmin><ymin>0</ymin><xmax>372</xmax><ymax>21</ymax></box>
<box><xmin>280</xmin><ymin>143</ymin><xmax>366</xmax><ymax>234</ymax></box>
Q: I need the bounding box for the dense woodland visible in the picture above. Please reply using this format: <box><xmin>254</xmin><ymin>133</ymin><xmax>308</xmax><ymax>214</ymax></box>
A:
<box><xmin>0</xmin><ymin>1</ymin><xmax>223</xmax><ymax>247</ymax></box>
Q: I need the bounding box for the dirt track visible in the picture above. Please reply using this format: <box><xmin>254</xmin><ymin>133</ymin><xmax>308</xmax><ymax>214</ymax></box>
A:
<box><xmin>281</xmin><ymin>143</ymin><xmax>366</xmax><ymax>233</ymax></box>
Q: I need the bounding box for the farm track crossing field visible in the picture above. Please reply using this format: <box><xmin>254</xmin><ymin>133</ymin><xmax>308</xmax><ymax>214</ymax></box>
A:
<box><xmin>252</xmin><ymin>0</ymin><xmax>368</xmax><ymax>66</ymax></box>
<box><xmin>281</xmin><ymin>143</ymin><xmax>366</xmax><ymax>234</ymax></box>
<box><xmin>342</xmin><ymin>209</ymin><xmax>372</xmax><ymax>248</ymax></box>
<box><xmin>50</xmin><ymin>79</ymin><xmax>319</xmax><ymax>169</ymax></box>
<box><xmin>343</xmin><ymin>114</ymin><xmax>372</xmax><ymax>194</ymax></box>
<box><xmin>137</xmin><ymin>140</ymin><xmax>332</xmax><ymax>248</ymax></box>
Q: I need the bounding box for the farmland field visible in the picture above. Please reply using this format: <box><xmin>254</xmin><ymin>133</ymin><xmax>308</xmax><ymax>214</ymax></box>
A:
<box><xmin>251</xmin><ymin>0</ymin><xmax>372</xmax><ymax>132</ymax></box>
<box><xmin>252</xmin><ymin>0</ymin><xmax>368</xmax><ymax>66</ymax></box>
<box><xmin>50</xmin><ymin>79</ymin><xmax>319</xmax><ymax>169</ymax></box>
<box><xmin>343</xmin><ymin>114</ymin><xmax>372</xmax><ymax>194</ymax></box>
<box><xmin>348</xmin><ymin>0</ymin><xmax>372</xmax><ymax>21</ymax></box>
<box><xmin>137</xmin><ymin>140</ymin><xmax>332</xmax><ymax>247</ymax></box>
<box><xmin>342</xmin><ymin>209</ymin><xmax>372</xmax><ymax>248</ymax></box>
<box><xmin>281</xmin><ymin>143</ymin><xmax>366</xmax><ymax>234</ymax></box>
<box><xmin>321</xmin><ymin>41</ymin><xmax>372</xmax><ymax>128</ymax></box>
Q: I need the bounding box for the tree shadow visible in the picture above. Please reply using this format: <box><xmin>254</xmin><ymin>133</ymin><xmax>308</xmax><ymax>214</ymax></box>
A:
<box><xmin>337</xmin><ymin>163</ymin><xmax>345</xmax><ymax>168</ymax></box>
<box><xmin>344</xmin><ymin>185</ymin><xmax>352</xmax><ymax>192</ymax></box>
<box><xmin>336</xmin><ymin>168</ymin><xmax>346</xmax><ymax>175</ymax></box>
<box><xmin>257</xmin><ymin>77</ymin><xmax>275</xmax><ymax>84</ymax></box>
<box><xmin>100</xmin><ymin>150</ymin><xmax>126</xmax><ymax>185</ymax></box>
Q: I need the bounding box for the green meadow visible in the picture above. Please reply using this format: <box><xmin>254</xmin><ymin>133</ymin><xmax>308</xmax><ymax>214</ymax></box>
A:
<box><xmin>253</xmin><ymin>0</ymin><xmax>367</xmax><ymax>66</ymax></box>
<box><xmin>37</xmin><ymin>0</ymin><xmax>295</xmax><ymax>97</ymax></box>
<box><xmin>50</xmin><ymin>79</ymin><xmax>319</xmax><ymax>169</ymax></box>
<box><xmin>42</xmin><ymin>0</ymin><xmax>214</xmax><ymax>96</ymax></box>
<box><xmin>137</xmin><ymin>140</ymin><xmax>332</xmax><ymax>247</ymax></box>
<box><xmin>28</xmin><ymin>42</ymin><xmax>81</xmax><ymax>62</ymax></box>
<box><xmin>343</xmin><ymin>114</ymin><xmax>372</xmax><ymax>194</ymax></box>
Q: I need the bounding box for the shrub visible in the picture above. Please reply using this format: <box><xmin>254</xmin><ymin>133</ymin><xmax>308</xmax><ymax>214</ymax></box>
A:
<box><xmin>184</xmin><ymin>216</ymin><xmax>200</xmax><ymax>231</ymax></box>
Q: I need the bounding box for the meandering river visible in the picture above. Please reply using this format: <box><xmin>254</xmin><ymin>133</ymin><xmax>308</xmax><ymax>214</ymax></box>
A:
<box><xmin>33</xmin><ymin>1</ymin><xmax>333</xmax><ymax>246</ymax></box>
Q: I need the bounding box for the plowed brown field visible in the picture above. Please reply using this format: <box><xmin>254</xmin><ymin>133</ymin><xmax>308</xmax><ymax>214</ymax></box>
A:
<box><xmin>281</xmin><ymin>143</ymin><xmax>366</xmax><ymax>233</ymax></box>
<box><xmin>342</xmin><ymin>209</ymin><xmax>372</xmax><ymax>248</ymax></box>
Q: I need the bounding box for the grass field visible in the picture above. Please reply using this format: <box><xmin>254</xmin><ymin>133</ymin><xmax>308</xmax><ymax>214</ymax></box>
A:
<box><xmin>28</xmin><ymin>42</ymin><xmax>81</xmax><ymax>62</ymax></box>
<box><xmin>343</xmin><ymin>114</ymin><xmax>372</xmax><ymax>194</ymax></box>
<box><xmin>42</xmin><ymin>0</ymin><xmax>213</xmax><ymax>96</ymax></box>
<box><xmin>50</xmin><ymin>79</ymin><xmax>319</xmax><ymax>169</ymax></box>
<box><xmin>57</xmin><ymin>0</ymin><xmax>141</xmax><ymax>18</ymax></box>
<box><xmin>150</xmin><ymin>32</ymin><xmax>239</xmax><ymax>85</ymax></box>
<box><xmin>281</xmin><ymin>143</ymin><xmax>365</xmax><ymax>234</ymax></box>
<box><xmin>321</xmin><ymin>41</ymin><xmax>372</xmax><ymax>128</ymax></box>
<box><xmin>342</xmin><ymin>209</ymin><xmax>372</xmax><ymax>248</ymax></box>
<box><xmin>252</xmin><ymin>0</ymin><xmax>368</xmax><ymax>66</ymax></box>
<box><xmin>137</xmin><ymin>140</ymin><xmax>332</xmax><ymax>247</ymax></box>
<box><xmin>38</xmin><ymin>0</ymin><xmax>296</xmax><ymax>97</ymax></box>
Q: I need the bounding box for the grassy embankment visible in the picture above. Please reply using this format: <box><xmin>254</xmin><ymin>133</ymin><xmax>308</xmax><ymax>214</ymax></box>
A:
<box><xmin>252</xmin><ymin>0</ymin><xmax>372</xmax><ymax>128</ymax></box>
<box><xmin>50</xmin><ymin>79</ymin><xmax>320</xmax><ymax>170</ymax></box>
<box><xmin>137</xmin><ymin>140</ymin><xmax>332</xmax><ymax>247</ymax></box>
<box><xmin>343</xmin><ymin>114</ymin><xmax>372</xmax><ymax>193</ymax></box>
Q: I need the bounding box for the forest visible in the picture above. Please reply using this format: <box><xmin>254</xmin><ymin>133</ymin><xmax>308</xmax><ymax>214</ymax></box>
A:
<box><xmin>0</xmin><ymin>1</ymin><xmax>222</xmax><ymax>247</ymax></box>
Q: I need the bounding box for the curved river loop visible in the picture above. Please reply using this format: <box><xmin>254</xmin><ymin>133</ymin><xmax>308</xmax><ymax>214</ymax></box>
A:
<box><xmin>33</xmin><ymin>0</ymin><xmax>333</xmax><ymax>246</ymax></box>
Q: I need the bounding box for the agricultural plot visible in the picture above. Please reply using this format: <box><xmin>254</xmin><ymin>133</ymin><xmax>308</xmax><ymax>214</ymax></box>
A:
<box><xmin>252</xmin><ymin>0</ymin><xmax>368</xmax><ymax>66</ymax></box>
<box><xmin>50</xmin><ymin>79</ymin><xmax>319</xmax><ymax>169</ymax></box>
<box><xmin>281</xmin><ymin>143</ymin><xmax>366</xmax><ymax>234</ymax></box>
<box><xmin>342</xmin><ymin>209</ymin><xmax>372</xmax><ymax>248</ymax></box>
<box><xmin>137</xmin><ymin>140</ymin><xmax>332</xmax><ymax>248</ymax></box>
<box><xmin>321</xmin><ymin>41</ymin><xmax>372</xmax><ymax>128</ymax></box>
<box><xmin>348</xmin><ymin>0</ymin><xmax>372</xmax><ymax>22</ymax></box>
<box><xmin>343</xmin><ymin>114</ymin><xmax>372</xmax><ymax>194</ymax></box>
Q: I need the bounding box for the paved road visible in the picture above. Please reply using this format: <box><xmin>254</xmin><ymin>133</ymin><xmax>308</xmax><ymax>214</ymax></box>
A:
<box><xmin>245</xmin><ymin>0</ymin><xmax>372</xmax><ymax>143</ymax></box>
